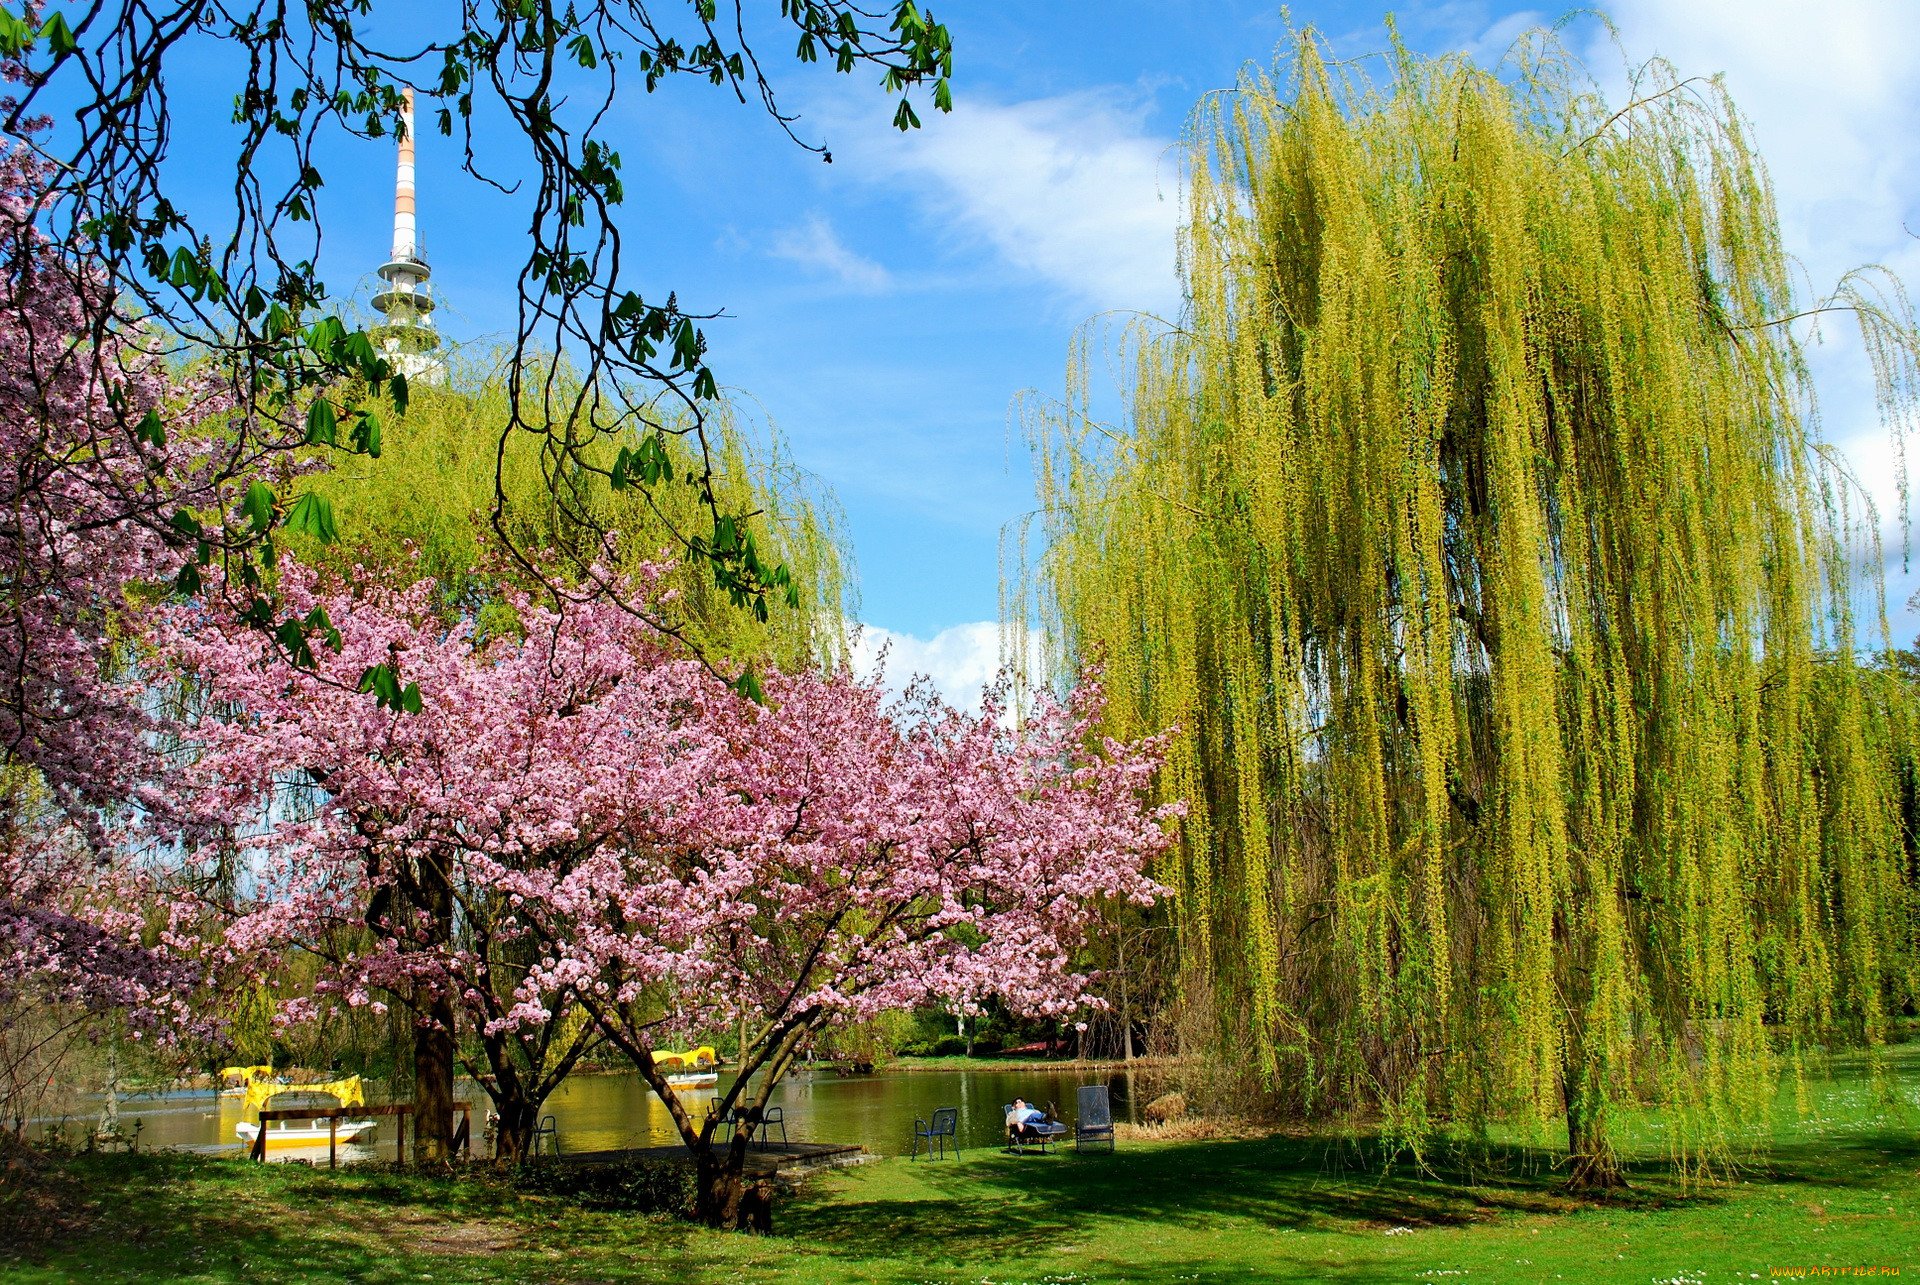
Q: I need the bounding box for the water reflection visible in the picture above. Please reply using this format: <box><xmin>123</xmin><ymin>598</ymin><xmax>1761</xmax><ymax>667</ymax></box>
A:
<box><xmin>65</xmin><ymin>1067</ymin><xmax>1136</xmax><ymax>1160</ymax></box>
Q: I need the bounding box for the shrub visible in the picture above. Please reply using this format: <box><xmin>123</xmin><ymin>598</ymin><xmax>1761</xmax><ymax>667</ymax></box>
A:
<box><xmin>510</xmin><ymin>1158</ymin><xmax>697</xmax><ymax>1216</ymax></box>
<box><xmin>1143</xmin><ymin>1092</ymin><xmax>1187</xmax><ymax>1124</ymax></box>
<box><xmin>902</xmin><ymin>1034</ymin><xmax>989</xmax><ymax>1057</ymax></box>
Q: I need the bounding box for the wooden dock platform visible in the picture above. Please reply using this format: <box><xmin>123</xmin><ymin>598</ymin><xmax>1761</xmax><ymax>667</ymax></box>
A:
<box><xmin>557</xmin><ymin>1141</ymin><xmax>870</xmax><ymax>1176</ymax></box>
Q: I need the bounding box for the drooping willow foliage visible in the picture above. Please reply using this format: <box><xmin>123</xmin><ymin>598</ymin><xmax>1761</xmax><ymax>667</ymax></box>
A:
<box><xmin>1013</xmin><ymin>30</ymin><xmax>1920</xmax><ymax>1182</ymax></box>
<box><xmin>294</xmin><ymin>346</ymin><xmax>854</xmax><ymax>672</ymax></box>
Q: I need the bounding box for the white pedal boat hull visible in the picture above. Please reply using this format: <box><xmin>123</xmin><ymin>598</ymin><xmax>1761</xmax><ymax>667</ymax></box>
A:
<box><xmin>666</xmin><ymin>1072</ymin><xmax>719</xmax><ymax>1088</ymax></box>
<box><xmin>236</xmin><ymin>1119</ymin><xmax>378</xmax><ymax>1148</ymax></box>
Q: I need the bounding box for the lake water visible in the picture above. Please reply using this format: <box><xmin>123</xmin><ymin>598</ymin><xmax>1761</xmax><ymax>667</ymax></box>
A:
<box><xmin>56</xmin><ymin>1065</ymin><xmax>1139</xmax><ymax>1162</ymax></box>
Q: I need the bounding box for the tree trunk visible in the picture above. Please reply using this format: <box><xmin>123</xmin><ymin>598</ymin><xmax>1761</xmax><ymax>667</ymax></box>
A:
<box><xmin>490</xmin><ymin>1095</ymin><xmax>539</xmax><ymax>1162</ymax></box>
<box><xmin>97</xmin><ymin>1036</ymin><xmax>120</xmax><ymax>1141</ymax></box>
<box><xmin>411</xmin><ymin>854</ymin><xmax>457</xmax><ymax>1164</ymax></box>
<box><xmin>1562</xmin><ymin>1067</ymin><xmax>1627</xmax><ymax>1191</ymax></box>
<box><xmin>413</xmin><ymin>996</ymin><xmax>457</xmax><ymax>1163</ymax></box>
<box><xmin>695</xmin><ymin>1144</ymin><xmax>751</xmax><ymax>1229</ymax></box>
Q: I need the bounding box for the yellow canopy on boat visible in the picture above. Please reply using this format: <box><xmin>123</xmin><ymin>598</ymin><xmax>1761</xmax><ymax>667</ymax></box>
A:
<box><xmin>650</xmin><ymin>1046</ymin><xmax>717</xmax><ymax>1070</ymax></box>
<box><xmin>219</xmin><ymin>1064</ymin><xmax>273</xmax><ymax>1082</ymax></box>
<box><xmin>243</xmin><ymin>1072</ymin><xmax>366</xmax><ymax>1114</ymax></box>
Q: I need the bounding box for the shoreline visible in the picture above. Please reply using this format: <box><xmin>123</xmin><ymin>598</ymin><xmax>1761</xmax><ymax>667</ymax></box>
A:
<box><xmin>867</xmin><ymin>1055</ymin><xmax>1185</xmax><ymax>1075</ymax></box>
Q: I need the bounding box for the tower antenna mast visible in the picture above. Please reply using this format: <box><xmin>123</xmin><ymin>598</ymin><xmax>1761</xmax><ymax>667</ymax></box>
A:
<box><xmin>371</xmin><ymin>88</ymin><xmax>444</xmax><ymax>382</ymax></box>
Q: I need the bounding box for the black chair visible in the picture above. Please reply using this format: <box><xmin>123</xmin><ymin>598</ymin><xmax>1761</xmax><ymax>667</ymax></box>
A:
<box><xmin>1074</xmin><ymin>1085</ymin><xmax>1115</xmax><ymax>1152</ymax></box>
<box><xmin>911</xmin><ymin>1106</ymin><xmax>959</xmax><ymax>1160</ymax></box>
<box><xmin>708</xmin><ymin>1103</ymin><xmax>788</xmax><ymax>1149</ymax></box>
<box><xmin>757</xmin><ymin>1105</ymin><xmax>788</xmax><ymax>1149</ymax></box>
<box><xmin>530</xmin><ymin>1114</ymin><xmax>561</xmax><ymax>1158</ymax></box>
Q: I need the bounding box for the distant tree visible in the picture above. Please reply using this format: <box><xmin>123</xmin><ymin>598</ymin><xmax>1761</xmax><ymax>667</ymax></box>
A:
<box><xmin>289</xmin><ymin>362</ymin><xmax>857</xmax><ymax>676</ymax></box>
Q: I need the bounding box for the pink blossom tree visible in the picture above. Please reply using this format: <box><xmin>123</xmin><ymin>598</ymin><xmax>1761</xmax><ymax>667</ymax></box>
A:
<box><xmin>151</xmin><ymin>559</ymin><xmax>716</xmax><ymax>1160</ymax></box>
<box><xmin>154</xmin><ymin>558</ymin><xmax>1174</xmax><ymax>1212</ymax></box>
<box><xmin>0</xmin><ymin>784</ymin><xmax>209</xmax><ymax>1132</ymax></box>
<box><xmin>528</xmin><ymin>668</ymin><xmax>1175</xmax><ymax>1225</ymax></box>
<box><xmin>0</xmin><ymin>137</ymin><xmax>250</xmax><ymax>1084</ymax></box>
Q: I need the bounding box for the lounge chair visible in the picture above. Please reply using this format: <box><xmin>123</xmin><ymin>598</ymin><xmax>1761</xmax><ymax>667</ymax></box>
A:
<box><xmin>1002</xmin><ymin>1102</ymin><xmax>1068</xmax><ymax>1154</ymax></box>
<box><xmin>911</xmin><ymin>1106</ymin><xmax>958</xmax><ymax>1160</ymax></box>
<box><xmin>1075</xmin><ymin>1084</ymin><xmax>1115</xmax><ymax>1152</ymax></box>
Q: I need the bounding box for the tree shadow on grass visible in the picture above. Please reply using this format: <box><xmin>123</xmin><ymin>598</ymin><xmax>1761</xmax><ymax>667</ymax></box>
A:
<box><xmin>2</xmin><ymin>1152</ymin><xmax>535</xmax><ymax>1284</ymax></box>
<box><xmin>1745</xmin><ymin>1131</ymin><xmax>1920</xmax><ymax>1188</ymax></box>
<box><xmin>778</xmin><ymin>1128</ymin><xmax>1920</xmax><ymax>1279</ymax></box>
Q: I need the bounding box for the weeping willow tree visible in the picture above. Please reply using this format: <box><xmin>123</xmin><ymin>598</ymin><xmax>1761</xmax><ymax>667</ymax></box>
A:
<box><xmin>1013</xmin><ymin>29</ymin><xmax>1920</xmax><ymax>1187</ymax></box>
<box><xmin>293</xmin><ymin>346</ymin><xmax>854</xmax><ymax>671</ymax></box>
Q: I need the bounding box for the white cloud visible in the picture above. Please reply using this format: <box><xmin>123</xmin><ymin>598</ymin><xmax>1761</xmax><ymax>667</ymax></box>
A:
<box><xmin>1600</xmin><ymin>0</ymin><xmax>1920</xmax><ymax>285</ymax></box>
<box><xmin>767</xmin><ymin>213</ymin><xmax>892</xmax><ymax>292</ymax></box>
<box><xmin>832</xmin><ymin>90</ymin><xmax>1182</xmax><ymax>316</ymax></box>
<box><xmin>849</xmin><ymin>620</ymin><xmax>1006</xmax><ymax>712</ymax></box>
<box><xmin>1594</xmin><ymin>0</ymin><xmax>1920</xmax><ymax>637</ymax></box>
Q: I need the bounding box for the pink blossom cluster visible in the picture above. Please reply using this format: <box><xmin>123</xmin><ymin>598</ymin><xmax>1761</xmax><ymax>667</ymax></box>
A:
<box><xmin>152</xmin><ymin>556</ymin><xmax>1175</xmax><ymax>1084</ymax></box>
<box><xmin>0</xmin><ymin>804</ymin><xmax>204</xmax><ymax>1034</ymax></box>
<box><xmin>0</xmin><ymin>144</ymin><xmax>240</xmax><ymax>816</ymax></box>
<box><xmin>0</xmin><ymin>141</ymin><xmax>247</xmax><ymax>1026</ymax></box>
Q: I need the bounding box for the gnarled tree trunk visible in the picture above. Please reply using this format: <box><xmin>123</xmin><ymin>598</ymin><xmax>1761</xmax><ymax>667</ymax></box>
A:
<box><xmin>1564</xmin><ymin>1093</ymin><xmax>1626</xmax><ymax>1191</ymax></box>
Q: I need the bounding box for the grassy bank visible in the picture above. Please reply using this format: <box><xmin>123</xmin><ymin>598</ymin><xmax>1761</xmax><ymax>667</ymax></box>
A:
<box><xmin>4</xmin><ymin>1132</ymin><xmax>1913</xmax><ymax>1282</ymax></box>
<box><xmin>5</xmin><ymin>1046</ymin><xmax>1915</xmax><ymax>1283</ymax></box>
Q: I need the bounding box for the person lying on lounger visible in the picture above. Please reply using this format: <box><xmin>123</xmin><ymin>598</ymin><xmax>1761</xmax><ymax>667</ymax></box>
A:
<box><xmin>1006</xmin><ymin>1098</ymin><xmax>1045</xmax><ymax>1145</ymax></box>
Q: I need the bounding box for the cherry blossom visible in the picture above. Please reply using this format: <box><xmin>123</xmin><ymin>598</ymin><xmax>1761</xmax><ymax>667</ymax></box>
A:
<box><xmin>155</xmin><ymin>555</ymin><xmax>1174</xmax><ymax>1211</ymax></box>
<box><xmin>0</xmin><ymin>137</ymin><xmax>241</xmax><ymax>1051</ymax></box>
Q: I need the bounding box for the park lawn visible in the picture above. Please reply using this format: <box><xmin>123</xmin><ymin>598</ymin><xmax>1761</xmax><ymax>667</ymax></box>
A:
<box><xmin>2</xmin><ymin>1133</ymin><xmax>1913</xmax><ymax>1283</ymax></box>
<box><xmin>5</xmin><ymin>1047</ymin><xmax>1916</xmax><ymax>1284</ymax></box>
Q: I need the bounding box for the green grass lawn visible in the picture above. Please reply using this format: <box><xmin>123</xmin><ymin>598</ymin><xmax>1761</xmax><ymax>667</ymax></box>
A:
<box><xmin>6</xmin><ymin>1050</ymin><xmax>1917</xmax><ymax>1284</ymax></box>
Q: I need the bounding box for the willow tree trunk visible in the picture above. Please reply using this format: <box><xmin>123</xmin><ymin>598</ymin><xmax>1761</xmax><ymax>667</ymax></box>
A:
<box><xmin>1565</xmin><ymin>1100</ymin><xmax>1625</xmax><ymax>1191</ymax></box>
<box><xmin>1564</xmin><ymin>1038</ymin><xmax>1627</xmax><ymax>1192</ymax></box>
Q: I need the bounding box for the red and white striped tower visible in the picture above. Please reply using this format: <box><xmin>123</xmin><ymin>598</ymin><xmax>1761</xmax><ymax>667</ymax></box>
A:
<box><xmin>371</xmin><ymin>88</ymin><xmax>444</xmax><ymax>381</ymax></box>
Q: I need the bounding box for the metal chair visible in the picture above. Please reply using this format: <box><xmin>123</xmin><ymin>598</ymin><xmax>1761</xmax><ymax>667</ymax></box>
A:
<box><xmin>1074</xmin><ymin>1084</ymin><xmax>1115</xmax><ymax>1152</ymax></box>
<box><xmin>530</xmin><ymin>1114</ymin><xmax>561</xmax><ymax>1158</ymax></box>
<box><xmin>707</xmin><ymin>1103</ymin><xmax>787</xmax><ymax>1149</ymax></box>
<box><xmin>911</xmin><ymin>1106</ymin><xmax>959</xmax><ymax>1159</ymax></box>
<box><xmin>757</xmin><ymin>1105</ymin><xmax>788</xmax><ymax>1149</ymax></box>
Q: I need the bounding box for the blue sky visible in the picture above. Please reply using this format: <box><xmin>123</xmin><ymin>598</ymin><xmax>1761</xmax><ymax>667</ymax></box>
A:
<box><xmin>149</xmin><ymin>1</ymin><xmax>1920</xmax><ymax>701</ymax></box>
